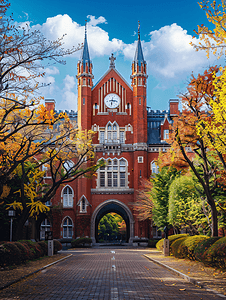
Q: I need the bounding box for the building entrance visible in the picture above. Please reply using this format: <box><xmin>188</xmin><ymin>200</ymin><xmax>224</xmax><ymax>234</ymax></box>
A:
<box><xmin>90</xmin><ymin>199</ymin><xmax>135</xmax><ymax>244</ymax></box>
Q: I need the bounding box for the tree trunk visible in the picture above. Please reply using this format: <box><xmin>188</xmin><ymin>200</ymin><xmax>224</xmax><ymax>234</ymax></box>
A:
<box><xmin>210</xmin><ymin>201</ymin><xmax>218</xmax><ymax>237</ymax></box>
<box><xmin>14</xmin><ymin>208</ymin><xmax>30</xmax><ymax>240</ymax></box>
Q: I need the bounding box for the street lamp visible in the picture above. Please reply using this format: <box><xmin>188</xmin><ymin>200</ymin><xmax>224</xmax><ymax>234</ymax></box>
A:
<box><xmin>8</xmin><ymin>206</ymin><xmax>15</xmax><ymax>242</ymax></box>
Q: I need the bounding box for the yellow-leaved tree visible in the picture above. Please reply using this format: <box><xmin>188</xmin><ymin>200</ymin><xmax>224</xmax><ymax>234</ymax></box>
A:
<box><xmin>0</xmin><ymin>0</ymin><xmax>103</xmax><ymax>240</ymax></box>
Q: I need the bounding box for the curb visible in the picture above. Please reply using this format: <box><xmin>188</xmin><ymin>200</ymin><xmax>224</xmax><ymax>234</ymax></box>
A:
<box><xmin>0</xmin><ymin>254</ymin><xmax>72</xmax><ymax>291</ymax></box>
<box><xmin>143</xmin><ymin>254</ymin><xmax>226</xmax><ymax>298</ymax></box>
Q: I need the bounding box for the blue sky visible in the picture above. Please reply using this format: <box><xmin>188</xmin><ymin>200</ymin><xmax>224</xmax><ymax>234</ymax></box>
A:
<box><xmin>10</xmin><ymin>0</ymin><xmax>219</xmax><ymax>111</ymax></box>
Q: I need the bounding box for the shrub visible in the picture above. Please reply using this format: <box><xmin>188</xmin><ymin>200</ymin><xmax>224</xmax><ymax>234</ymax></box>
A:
<box><xmin>171</xmin><ymin>237</ymin><xmax>189</xmax><ymax>258</ymax></box>
<box><xmin>37</xmin><ymin>241</ymin><xmax>48</xmax><ymax>256</ymax></box>
<box><xmin>1</xmin><ymin>242</ymin><xmax>22</xmax><ymax>266</ymax></box>
<box><xmin>194</xmin><ymin>237</ymin><xmax>221</xmax><ymax>262</ymax></box>
<box><xmin>71</xmin><ymin>237</ymin><xmax>92</xmax><ymax>248</ymax></box>
<box><xmin>53</xmin><ymin>240</ymin><xmax>62</xmax><ymax>254</ymax></box>
<box><xmin>156</xmin><ymin>234</ymin><xmax>189</xmax><ymax>252</ymax></box>
<box><xmin>148</xmin><ymin>239</ymin><xmax>160</xmax><ymax>248</ymax></box>
<box><xmin>205</xmin><ymin>237</ymin><xmax>226</xmax><ymax>269</ymax></box>
<box><xmin>14</xmin><ymin>242</ymin><xmax>30</xmax><ymax>262</ymax></box>
<box><xmin>178</xmin><ymin>235</ymin><xmax>208</xmax><ymax>260</ymax></box>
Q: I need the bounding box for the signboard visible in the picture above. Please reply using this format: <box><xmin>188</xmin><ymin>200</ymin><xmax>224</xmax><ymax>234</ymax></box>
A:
<box><xmin>45</xmin><ymin>231</ymin><xmax>53</xmax><ymax>241</ymax></box>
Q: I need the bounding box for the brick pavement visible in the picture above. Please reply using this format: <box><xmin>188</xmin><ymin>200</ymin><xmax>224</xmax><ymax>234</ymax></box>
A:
<box><xmin>0</xmin><ymin>248</ymin><xmax>224</xmax><ymax>300</ymax></box>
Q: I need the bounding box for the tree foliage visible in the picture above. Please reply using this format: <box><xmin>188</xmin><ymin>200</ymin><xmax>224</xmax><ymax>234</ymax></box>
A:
<box><xmin>161</xmin><ymin>67</ymin><xmax>226</xmax><ymax>236</ymax></box>
<box><xmin>168</xmin><ymin>175</ymin><xmax>208</xmax><ymax>235</ymax></box>
<box><xmin>98</xmin><ymin>213</ymin><xmax>125</xmax><ymax>241</ymax></box>
<box><xmin>134</xmin><ymin>166</ymin><xmax>180</xmax><ymax>231</ymax></box>
<box><xmin>0</xmin><ymin>0</ymin><xmax>103</xmax><ymax>240</ymax></box>
<box><xmin>192</xmin><ymin>0</ymin><xmax>226</xmax><ymax>59</ymax></box>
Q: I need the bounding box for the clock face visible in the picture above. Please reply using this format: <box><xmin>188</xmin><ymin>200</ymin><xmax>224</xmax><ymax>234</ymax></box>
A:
<box><xmin>104</xmin><ymin>93</ymin><xmax>120</xmax><ymax>108</ymax></box>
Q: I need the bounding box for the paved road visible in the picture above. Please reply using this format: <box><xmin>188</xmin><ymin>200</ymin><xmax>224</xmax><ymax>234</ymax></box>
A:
<box><xmin>0</xmin><ymin>248</ymin><xmax>223</xmax><ymax>300</ymax></box>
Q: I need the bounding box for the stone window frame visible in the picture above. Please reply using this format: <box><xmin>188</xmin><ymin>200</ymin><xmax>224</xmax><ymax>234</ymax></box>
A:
<box><xmin>62</xmin><ymin>216</ymin><xmax>73</xmax><ymax>238</ymax></box>
<box><xmin>138</xmin><ymin>156</ymin><xmax>143</xmax><ymax>163</ymax></box>
<box><xmin>40</xmin><ymin>218</ymin><xmax>51</xmax><ymax>240</ymax></box>
<box><xmin>96</xmin><ymin>157</ymin><xmax>128</xmax><ymax>189</ymax></box>
<box><xmin>151</xmin><ymin>160</ymin><xmax>159</xmax><ymax>174</ymax></box>
<box><xmin>99</xmin><ymin>121</ymin><xmax>125</xmax><ymax>144</ymax></box>
<box><xmin>62</xmin><ymin>185</ymin><xmax>74</xmax><ymax>208</ymax></box>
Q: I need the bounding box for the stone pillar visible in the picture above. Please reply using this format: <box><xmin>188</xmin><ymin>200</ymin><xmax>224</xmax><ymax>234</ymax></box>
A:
<box><xmin>163</xmin><ymin>239</ymin><xmax>169</xmax><ymax>256</ymax></box>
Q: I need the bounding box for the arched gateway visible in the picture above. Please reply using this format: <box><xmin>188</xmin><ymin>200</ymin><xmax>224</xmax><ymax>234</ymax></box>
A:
<box><xmin>90</xmin><ymin>199</ymin><xmax>135</xmax><ymax>244</ymax></box>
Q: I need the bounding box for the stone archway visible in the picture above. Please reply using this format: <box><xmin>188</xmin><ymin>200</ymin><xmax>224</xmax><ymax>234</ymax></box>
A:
<box><xmin>90</xmin><ymin>199</ymin><xmax>135</xmax><ymax>244</ymax></box>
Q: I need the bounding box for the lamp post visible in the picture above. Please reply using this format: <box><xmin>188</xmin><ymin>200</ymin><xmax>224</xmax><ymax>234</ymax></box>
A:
<box><xmin>8</xmin><ymin>207</ymin><xmax>15</xmax><ymax>242</ymax></box>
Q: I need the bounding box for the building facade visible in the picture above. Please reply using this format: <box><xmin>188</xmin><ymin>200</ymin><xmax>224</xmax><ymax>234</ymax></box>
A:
<box><xmin>42</xmin><ymin>26</ymin><xmax>179</xmax><ymax>244</ymax></box>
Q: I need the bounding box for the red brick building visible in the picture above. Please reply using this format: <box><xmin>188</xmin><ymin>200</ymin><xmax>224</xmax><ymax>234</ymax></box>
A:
<box><xmin>40</xmin><ymin>25</ymin><xmax>179</xmax><ymax>244</ymax></box>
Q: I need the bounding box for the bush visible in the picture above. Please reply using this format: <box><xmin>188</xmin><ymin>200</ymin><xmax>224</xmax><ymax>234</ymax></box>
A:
<box><xmin>148</xmin><ymin>239</ymin><xmax>160</xmax><ymax>248</ymax></box>
<box><xmin>194</xmin><ymin>237</ymin><xmax>221</xmax><ymax>262</ymax></box>
<box><xmin>0</xmin><ymin>242</ymin><xmax>22</xmax><ymax>266</ymax></box>
<box><xmin>71</xmin><ymin>237</ymin><xmax>92</xmax><ymax>248</ymax></box>
<box><xmin>171</xmin><ymin>237</ymin><xmax>189</xmax><ymax>258</ymax></box>
<box><xmin>177</xmin><ymin>235</ymin><xmax>208</xmax><ymax>260</ymax></box>
<box><xmin>37</xmin><ymin>241</ymin><xmax>48</xmax><ymax>256</ymax></box>
<box><xmin>14</xmin><ymin>242</ymin><xmax>30</xmax><ymax>262</ymax></box>
<box><xmin>156</xmin><ymin>234</ymin><xmax>189</xmax><ymax>252</ymax></box>
<box><xmin>53</xmin><ymin>240</ymin><xmax>62</xmax><ymax>254</ymax></box>
<box><xmin>205</xmin><ymin>237</ymin><xmax>226</xmax><ymax>269</ymax></box>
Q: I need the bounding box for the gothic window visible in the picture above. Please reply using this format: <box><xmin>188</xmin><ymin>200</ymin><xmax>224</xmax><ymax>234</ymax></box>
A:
<box><xmin>107</xmin><ymin>123</ymin><xmax>118</xmax><ymax>143</ymax></box>
<box><xmin>83</xmin><ymin>78</ymin><xmax>86</xmax><ymax>85</ymax></box>
<box><xmin>151</xmin><ymin>161</ymin><xmax>159</xmax><ymax>174</ymax></box>
<box><xmin>98</xmin><ymin>158</ymin><xmax>128</xmax><ymax>189</ymax></box>
<box><xmin>63</xmin><ymin>186</ymin><xmax>73</xmax><ymax>207</ymax></box>
<box><xmin>134</xmin><ymin>78</ymin><xmax>136</xmax><ymax>85</ymax></box>
<box><xmin>138</xmin><ymin>78</ymin><xmax>142</xmax><ymax>85</ymax></box>
<box><xmin>139</xmin><ymin>98</ymin><xmax>141</xmax><ymax>105</ymax></box>
<box><xmin>83</xmin><ymin>98</ymin><xmax>85</xmax><ymax>105</ymax></box>
<box><xmin>63</xmin><ymin>217</ymin><xmax>73</xmax><ymax>238</ymax></box>
<box><xmin>100</xmin><ymin>131</ymin><xmax>105</xmax><ymax>143</ymax></box>
<box><xmin>40</xmin><ymin>219</ymin><xmax>51</xmax><ymax>240</ymax></box>
<box><xmin>164</xmin><ymin>129</ymin><xmax>169</xmax><ymax>140</ymax></box>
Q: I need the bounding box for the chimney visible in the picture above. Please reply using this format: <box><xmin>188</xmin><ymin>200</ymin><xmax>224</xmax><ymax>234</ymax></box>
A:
<box><xmin>45</xmin><ymin>99</ymin><xmax>56</xmax><ymax>112</ymax></box>
<box><xmin>169</xmin><ymin>99</ymin><xmax>179</xmax><ymax>116</ymax></box>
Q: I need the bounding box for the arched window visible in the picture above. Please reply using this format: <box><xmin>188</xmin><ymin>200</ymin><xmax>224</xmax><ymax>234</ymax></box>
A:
<box><xmin>63</xmin><ymin>186</ymin><xmax>73</xmax><ymax>207</ymax></box>
<box><xmin>107</xmin><ymin>122</ymin><xmax>118</xmax><ymax>143</ymax></box>
<box><xmin>63</xmin><ymin>217</ymin><xmax>73</xmax><ymax>238</ymax></box>
<box><xmin>40</xmin><ymin>219</ymin><xmax>51</xmax><ymax>240</ymax></box>
<box><xmin>151</xmin><ymin>161</ymin><xmax>159</xmax><ymax>174</ymax></box>
<box><xmin>98</xmin><ymin>158</ymin><xmax>128</xmax><ymax>188</ymax></box>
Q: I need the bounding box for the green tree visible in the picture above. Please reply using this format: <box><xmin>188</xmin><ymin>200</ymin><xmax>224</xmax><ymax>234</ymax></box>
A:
<box><xmin>135</xmin><ymin>166</ymin><xmax>180</xmax><ymax>231</ymax></box>
<box><xmin>168</xmin><ymin>175</ymin><xmax>207</xmax><ymax>235</ymax></box>
<box><xmin>98</xmin><ymin>213</ymin><xmax>122</xmax><ymax>241</ymax></box>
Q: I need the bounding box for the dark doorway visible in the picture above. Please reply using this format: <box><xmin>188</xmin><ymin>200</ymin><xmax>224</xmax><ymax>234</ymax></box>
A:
<box><xmin>95</xmin><ymin>203</ymin><xmax>130</xmax><ymax>243</ymax></box>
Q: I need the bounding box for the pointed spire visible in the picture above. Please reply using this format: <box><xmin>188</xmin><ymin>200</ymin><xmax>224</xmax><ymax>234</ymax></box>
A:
<box><xmin>134</xmin><ymin>21</ymin><xmax>145</xmax><ymax>65</ymax></box>
<box><xmin>81</xmin><ymin>20</ymin><xmax>91</xmax><ymax>67</ymax></box>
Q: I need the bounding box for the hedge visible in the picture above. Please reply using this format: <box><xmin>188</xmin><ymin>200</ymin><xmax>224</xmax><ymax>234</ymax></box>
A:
<box><xmin>194</xmin><ymin>237</ymin><xmax>221</xmax><ymax>262</ymax></box>
<box><xmin>204</xmin><ymin>237</ymin><xmax>226</xmax><ymax>269</ymax></box>
<box><xmin>156</xmin><ymin>234</ymin><xmax>189</xmax><ymax>252</ymax></box>
<box><xmin>71</xmin><ymin>237</ymin><xmax>92</xmax><ymax>248</ymax></box>
<box><xmin>171</xmin><ymin>236</ymin><xmax>189</xmax><ymax>258</ymax></box>
<box><xmin>174</xmin><ymin>235</ymin><xmax>208</xmax><ymax>260</ymax></box>
<box><xmin>0</xmin><ymin>239</ymin><xmax>62</xmax><ymax>267</ymax></box>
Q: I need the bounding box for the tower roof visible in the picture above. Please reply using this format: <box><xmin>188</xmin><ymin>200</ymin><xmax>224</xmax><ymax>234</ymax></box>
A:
<box><xmin>81</xmin><ymin>22</ymin><xmax>91</xmax><ymax>67</ymax></box>
<box><xmin>134</xmin><ymin>21</ymin><xmax>145</xmax><ymax>65</ymax></box>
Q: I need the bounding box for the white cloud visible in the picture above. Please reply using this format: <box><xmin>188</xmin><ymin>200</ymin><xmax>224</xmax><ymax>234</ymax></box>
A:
<box><xmin>123</xmin><ymin>23</ymin><xmax>218</xmax><ymax>88</ymax></box>
<box><xmin>45</xmin><ymin>67</ymin><xmax>60</xmax><ymax>75</ymax></box>
<box><xmin>59</xmin><ymin>75</ymin><xmax>77</xmax><ymax>111</ymax></box>
<box><xmin>87</xmin><ymin>15</ymin><xmax>107</xmax><ymax>26</ymax></box>
<box><xmin>32</xmin><ymin>15</ymin><xmax>123</xmax><ymax>58</ymax></box>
